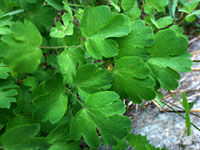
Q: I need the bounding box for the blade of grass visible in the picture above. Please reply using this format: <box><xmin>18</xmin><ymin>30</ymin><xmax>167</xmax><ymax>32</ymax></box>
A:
<box><xmin>162</xmin><ymin>101</ymin><xmax>200</xmax><ymax>132</ymax></box>
<box><xmin>182</xmin><ymin>92</ymin><xmax>191</xmax><ymax>136</ymax></box>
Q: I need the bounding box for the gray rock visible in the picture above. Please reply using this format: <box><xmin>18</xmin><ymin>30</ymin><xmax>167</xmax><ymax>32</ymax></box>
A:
<box><xmin>131</xmin><ymin>41</ymin><xmax>200</xmax><ymax>150</ymax></box>
<box><xmin>99</xmin><ymin>41</ymin><xmax>200</xmax><ymax>150</ymax></box>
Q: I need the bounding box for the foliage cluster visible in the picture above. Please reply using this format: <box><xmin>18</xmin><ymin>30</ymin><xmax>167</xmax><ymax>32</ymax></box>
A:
<box><xmin>0</xmin><ymin>0</ymin><xmax>199</xmax><ymax>149</ymax></box>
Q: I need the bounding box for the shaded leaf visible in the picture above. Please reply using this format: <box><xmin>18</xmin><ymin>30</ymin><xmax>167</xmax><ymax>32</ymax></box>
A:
<box><xmin>80</xmin><ymin>6</ymin><xmax>131</xmax><ymax>59</ymax></box>
<box><xmin>113</xmin><ymin>56</ymin><xmax>156</xmax><ymax>103</ymax></box>
<box><xmin>75</xmin><ymin>64</ymin><xmax>112</xmax><ymax>93</ymax></box>
<box><xmin>0</xmin><ymin>21</ymin><xmax>42</xmax><ymax>73</ymax></box>
<box><xmin>70</xmin><ymin>91</ymin><xmax>131</xmax><ymax>147</ymax></box>
<box><xmin>33</xmin><ymin>74</ymin><xmax>68</xmax><ymax>124</ymax></box>
<box><xmin>0</xmin><ymin>81</ymin><xmax>18</xmax><ymax>109</ymax></box>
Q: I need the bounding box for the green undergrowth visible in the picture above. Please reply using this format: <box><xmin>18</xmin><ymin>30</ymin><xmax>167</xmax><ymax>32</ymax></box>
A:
<box><xmin>0</xmin><ymin>0</ymin><xmax>199</xmax><ymax>149</ymax></box>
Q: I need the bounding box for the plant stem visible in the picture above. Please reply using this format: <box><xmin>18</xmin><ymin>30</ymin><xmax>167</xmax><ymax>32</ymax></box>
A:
<box><xmin>68</xmin><ymin>3</ymin><xmax>85</xmax><ymax>8</ymax></box>
<box><xmin>162</xmin><ymin>101</ymin><xmax>200</xmax><ymax>132</ymax></box>
<box><xmin>192</xmin><ymin>68</ymin><xmax>200</xmax><ymax>71</ymax></box>
<box><xmin>178</xmin><ymin>18</ymin><xmax>185</xmax><ymax>26</ymax></box>
<box><xmin>169</xmin><ymin>91</ymin><xmax>182</xmax><ymax>104</ymax></box>
<box><xmin>193</xmin><ymin>60</ymin><xmax>200</xmax><ymax>62</ymax></box>
<box><xmin>39</xmin><ymin>44</ymin><xmax>83</xmax><ymax>49</ymax></box>
<box><xmin>67</xmin><ymin>88</ymin><xmax>84</xmax><ymax>108</ymax></box>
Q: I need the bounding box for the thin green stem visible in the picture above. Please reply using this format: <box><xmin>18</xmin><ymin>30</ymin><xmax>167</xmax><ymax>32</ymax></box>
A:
<box><xmin>178</xmin><ymin>18</ymin><xmax>185</xmax><ymax>26</ymax></box>
<box><xmin>68</xmin><ymin>3</ymin><xmax>85</xmax><ymax>8</ymax></box>
<box><xmin>169</xmin><ymin>91</ymin><xmax>182</xmax><ymax>104</ymax></box>
<box><xmin>39</xmin><ymin>44</ymin><xmax>83</xmax><ymax>49</ymax></box>
<box><xmin>67</xmin><ymin>89</ymin><xmax>84</xmax><ymax>108</ymax></box>
<box><xmin>193</xmin><ymin>60</ymin><xmax>200</xmax><ymax>62</ymax></box>
<box><xmin>162</xmin><ymin>101</ymin><xmax>200</xmax><ymax>132</ymax></box>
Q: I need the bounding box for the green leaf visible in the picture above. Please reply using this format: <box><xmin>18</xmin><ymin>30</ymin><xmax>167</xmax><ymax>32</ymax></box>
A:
<box><xmin>50</xmin><ymin>2</ymin><xmax>74</xmax><ymax>38</ymax></box>
<box><xmin>168</xmin><ymin>0</ymin><xmax>178</xmax><ymax>18</ymax></box>
<box><xmin>156</xmin><ymin>16</ymin><xmax>173</xmax><ymax>28</ymax></box>
<box><xmin>143</xmin><ymin>3</ymin><xmax>155</xmax><ymax>14</ymax></box>
<box><xmin>0</xmin><ymin>124</ymin><xmax>49</xmax><ymax>150</ymax></box>
<box><xmin>22</xmin><ymin>76</ymin><xmax>37</xmax><ymax>91</ymax></box>
<box><xmin>0</xmin><ymin>64</ymin><xmax>11</xmax><ymax>79</ymax></box>
<box><xmin>127</xmin><ymin>134</ymin><xmax>166</xmax><ymax>150</ymax></box>
<box><xmin>45</xmin><ymin>0</ymin><xmax>63</xmax><ymax>10</ymax></box>
<box><xmin>179</xmin><ymin>0</ymin><xmax>200</xmax><ymax>13</ymax></box>
<box><xmin>0</xmin><ymin>21</ymin><xmax>42</xmax><ymax>74</ymax></box>
<box><xmin>49</xmin><ymin>142</ymin><xmax>81</xmax><ymax>150</ymax></box>
<box><xmin>33</xmin><ymin>74</ymin><xmax>68</xmax><ymax>124</ymax></box>
<box><xmin>81</xmin><ymin>5</ymin><xmax>131</xmax><ymax>59</ymax></box>
<box><xmin>70</xmin><ymin>91</ymin><xmax>131</xmax><ymax>148</ymax></box>
<box><xmin>145</xmin><ymin>15</ymin><xmax>173</xmax><ymax>29</ymax></box>
<box><xmin>113</xmin><ymin>56</ymin><xmax>156</xmax><ymax>103</ymax></box>
<box><xmin>117</xmin><ymin>20</ymin><xmax>154</xmax><ymax>60</ymax></box>
<box><xmin>182</xmin><ymin>92</ymin><xmax>191</xmax><ymax>136</ymax></box>
<box><xmin>0</xmin><ymin>26</ymin><xmax>12</xmax><ymax>35</ymax></box>
<box><xmin>58</xmin><ymin>48</ymin><xmax>84</xmax><ymax>84</ymax></box>
<box><xmin>26</xmin><ymin>4</ymin><xmax>57</xmax><ymax>32</ymax></box>
<box><xmin>1</xmin><ymin>9</ymin><xmax>24</xmax><ymax>17</ymax></box>
<box><xmin>145</xmin><ymin>0</ymin><xmax>169</xmax><ymax>12</ymax></box>
<box><xmin>0</xmin><ymin>81</ymin><xmax>18</xmax><ymax>109</ymax></box>
<box><xmin>110</xmin><ymin>0</ymin><xmax>120</xmax><ymax>12</ymax></box>
<box><xmin>1</xmin><ymin>124</ymin><xmax>40</xmax><ymax>145</ymax></box>
<box><xmin>75</xmin><ymin>64</ymin><xmax>112</xmax><ymax>93</ymax></box>
<box><xmin>47</xmin><ymin>122</ymin><xmax>71</xmax><ymax>144</ymax></box>
<box><xmin>147</xmin><ymin>29</ymin><xmax>193</xmax><ymax>90</ymax></box>
<box><xmin>112</xmin><ymin>139</ymin><xmax>128</xmax><ymax>150</ymax></box>
<box><xmin>185</xmin><ymin>14</ymin><xmax>196</xmax><ymax>22</ymax></box>
<box><xmin>121</xmin><ymin>0</ymin><xmax>141</xmax><ymax>20</ymax></box>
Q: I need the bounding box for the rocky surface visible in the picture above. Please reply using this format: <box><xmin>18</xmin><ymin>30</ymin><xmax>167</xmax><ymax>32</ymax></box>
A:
<box><xmin>99</xmin><ymin>41</ymin><xmax>200</xmax><ymax>150</ymax></box>
<box><xmin>131</xmin><ymin>40</ymin><xmax>200</xmax><ymax>150</ymax></box>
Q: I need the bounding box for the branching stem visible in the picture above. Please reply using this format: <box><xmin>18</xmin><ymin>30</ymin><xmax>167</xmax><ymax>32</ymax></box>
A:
<box><xmin>67</xmin><ymin>88</ymin><xmax>84</xmax><ymax>108</ymax></box>
<box><xmin>39</xmin><ymin>44</ymin><xmax>83</xmax><ymax>49</ymax></box>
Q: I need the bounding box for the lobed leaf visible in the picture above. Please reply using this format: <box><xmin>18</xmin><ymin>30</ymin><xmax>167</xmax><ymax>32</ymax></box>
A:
<box><xmin>0</xmin><ymin>21</ymin><xmax>42</xmax><ymax>74</ymax></box>
<box><xmin>80</xmin><ymin>5</ymin><xmax>131</xmax><ymax>59</ymax></box>
<box><xmin>70</xmin><ymin>91</ymin><xmax>131</xmax><ymax>148</ymax></box>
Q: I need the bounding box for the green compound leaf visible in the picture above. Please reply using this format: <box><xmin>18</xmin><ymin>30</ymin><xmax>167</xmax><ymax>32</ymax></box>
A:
<box><xmin>0</xmin><ymin>81</ymin><xmax>18</xmax><ymax>109</ymax></box>
<box><xmin>49</xmin><ymin>142</ymin><xmax>81</xmax><ymax>150</ymax></box>
<box><xmin>152</xmin><ymin>16</ymin><xmax>173</xmax><ymax>29</ymax></box>
<box><xmin>0</xmin><ymin>21</ymin><xmax>42</xmax><ymax>74</ymax></box>
<box><xmin>117</xmin><ymin>20</ymin><xmax>154</xmax><ymax>60</ymax></box>
<box><xmin>70</xmin><ymin>91</ymin><xmax>131</xmax><ymax>148</ymax></box>
<box><xmin>47</xmin><ymin>122</ymin><xmax>71</xmax><ymax>144</ymax></box>
<box><xmin>179</xmin><ymin>0</ymin><xmax>200</xmax><ymax>14</ymax></box>
<box><xmin>58</xmin><ymin>48</ymin><xmax>84</xmax><ymax>84</ymax></box>
<box><xmin>127</xmin><ymin>134</ymin><xmax>167</xmax><ymax>150</ymax></box>
<box><xmin>1</xmin><ymin>124</ymin><xmax>40</xmax><ymax>145</ymax></box>
<box><xmin>75</xmin><ymin>64</ymin><xmax>112</xmax><ymax>93</ymax></box>
<box><xmin>145</xmin><ymin>0</ymin><xmax>169</xmax><ymax>12</ymax></box>
<box><xmin>1</xmin><ymin>124</ymin><xmax>49</xmax><ymax>150</ymax></box>
<box><xmin>80</xmin><ymin>5</ymin><xmax>131</xmax><ymax>59</ymax></box>
<box><xmin>50</xmin><ymin>2</ymin><xmax>74</xmax><ymax>38</ymax></box>
<box><xmin>113</xmin><ymin>56</ymin><xmax>156</xmax><ymax>103</ymax></box>
<box><xmin>0</xmin><ymin>64</ymin><xmax>11</xmax><ymax>79</ymax></box>
<box><xmin>33</xmin><ymin>74</ymin><xmax>68</xmax><ymax>124</ymax></box>
<box><xmin>45</xmin><ymin>0</ymin><xmax>63</xmax><ymax>10</ymax></box>
<box><xmin>121</xmin><ymin>0</ymin><xmax>141</xmax><ymax>20</ymax></box>
<box><xmin>147</xmin><ymin>29</ymin><xmax>193</xmax><ymax>90</ymax></box>
<box><xmin>26</xmin><ymin>3</ymin><xmax>57</xmax><ymax>32</ymax></box>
